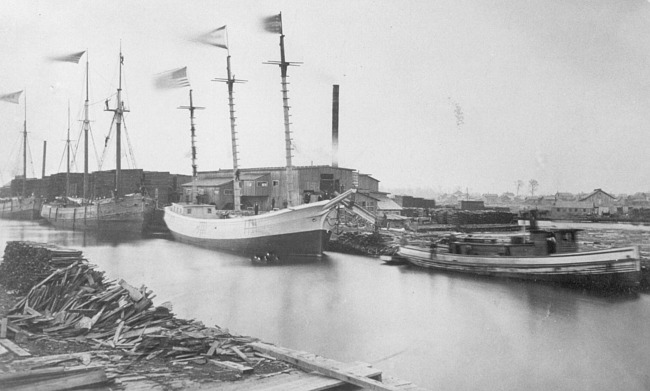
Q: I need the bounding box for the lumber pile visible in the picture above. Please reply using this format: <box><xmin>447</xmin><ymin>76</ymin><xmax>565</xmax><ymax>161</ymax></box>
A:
<box><xmin>1</xmin><ymin>242</ymin><xmax>267</xmax><ymax>371</ymax></box>
<box><xmin>433</xmin><ymin>209</ymin><xmax>515</xmax><ymax>225</ymax></box>
<box><xmin>328</xmin><ymin>231</ymin><xmax>400</xmax><ymax>256</ymax></box>
<box><xmin>0</xmin><ymin>241</ymin><xmax>87</xmax><ymax>295</ymax></box>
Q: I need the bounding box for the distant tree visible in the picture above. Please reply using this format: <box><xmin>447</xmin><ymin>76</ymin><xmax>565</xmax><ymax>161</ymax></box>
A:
<box><xmin>515</xmin><ymin>180</ymin><xmax>523</xmax><ymax>196</ymax></box>
<box><xmin>529</xmin><ymin>179</ymin><xmax>539</xmax><ymax>196</ymax></box>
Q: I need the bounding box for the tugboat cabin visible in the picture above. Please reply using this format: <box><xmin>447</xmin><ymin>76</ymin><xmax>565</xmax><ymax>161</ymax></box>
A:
<box><xmin>443</xmin><ymin>229</ymin><xmax>581</xmax><ymax>257</ymax></box>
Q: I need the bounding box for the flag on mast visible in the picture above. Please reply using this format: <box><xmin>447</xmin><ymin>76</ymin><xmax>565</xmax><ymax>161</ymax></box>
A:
<box><xmin>262</xmin><ymin>13</ymin><xmax>282</xmax><ymax>34</ymax></box>
<box><xmin>154</xmin><ymin>67</ymin><xmax>191</xmax><ymax>89</ymax></box>
<box><xmin>48</xmin><ymin>50</ymin><xmax>86</xmax><ymax>63</ymax></box>
<box><xmin>196</xmin><ymin>25</ymin><xmax>228</xmax><ymax>49</ymax></box>
<box><xmin>0</xmin><ymin>90</ymin><xmax>23</xmax><ymax>104</ymax></box>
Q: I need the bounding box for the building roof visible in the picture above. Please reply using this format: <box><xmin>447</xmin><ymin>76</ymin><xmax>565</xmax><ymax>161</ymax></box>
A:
<box><xmin>579</xmin><ymin>188</ymin><xmax>616</xmax><ymax>201</ymax></box>
<box><xmin>373</xmin><ymin>193</ymin><xmax>403</xmax><ymax>211</ymax></box>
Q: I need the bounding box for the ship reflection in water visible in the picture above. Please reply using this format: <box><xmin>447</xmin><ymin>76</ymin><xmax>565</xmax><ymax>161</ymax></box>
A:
<box><xmin>1</xmin><ymin>219</ymin><xmax>649</xmax><ymax>391</ymax></box>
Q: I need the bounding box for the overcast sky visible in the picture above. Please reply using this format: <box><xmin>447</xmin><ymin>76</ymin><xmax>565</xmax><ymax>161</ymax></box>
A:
<box><xmin>1</xmin><ymin>0</ymin><xmax>649</xmax><ymax>196</ymax></box>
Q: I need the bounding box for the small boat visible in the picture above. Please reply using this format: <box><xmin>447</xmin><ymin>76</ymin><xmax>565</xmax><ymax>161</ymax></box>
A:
<box><xmin>397</xmin><ymin>221</ymin><xmax>642</xmax><ymax>288</ymax></box>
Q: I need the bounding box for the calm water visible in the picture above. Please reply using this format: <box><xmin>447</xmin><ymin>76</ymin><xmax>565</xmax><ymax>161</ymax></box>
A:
<box><xmin>1</xmin><ymin>219</ymin><xmax>650</xmax><ymax>390</ymax></box>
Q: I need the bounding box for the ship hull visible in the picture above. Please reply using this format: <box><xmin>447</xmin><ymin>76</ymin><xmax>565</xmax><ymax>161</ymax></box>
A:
<box><xmin>169</xmin><ymin>228</ymin><xmax>331</xmax><ymax>257</ymax></box>
<box><xmin>40</xmin><ymin>195</ymin><xmax>154</xmax><ymax>233</ymax></box>
<box><xmin>398</xmin><ymin>245</ymin><xmax>642</xmax><ymax>288</ymax></box>
<box><xmin>0</xmin><ymin>197</ymin><xmax>42</xmax><ymax>220</ymax></box>
<box><xmin>164</xmin><ymin>200</ymin><xmax>339</xmax><ymax>257</ymax></box>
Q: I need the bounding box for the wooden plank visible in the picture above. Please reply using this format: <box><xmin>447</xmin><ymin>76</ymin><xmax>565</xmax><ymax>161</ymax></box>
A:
<box><xmin>209</xmin><ymin>359</ymin><xmax>253</xmax><ymax>375</ymax></box>
<box><xmin>213</xmin><ymin>364</ymin><xmax>379</xmax><ymax>391</ymax></box>
<box><xmin>0</xmin><ymin>339</ymin><xmax>31</xmax><ymax>357</ymax></box>
<box><xmin>0</xmin><ymin>367</ymin><xmax>107</xmax><ymax>391</ymax></box>
<box><xmin>9</xmin><ymin>352</ymin><xmax>92</xmax><ymax>368</ymax></box>
<box><xmin>0</xmin><ymin>344</ymin><xmax>8</xmax><ymax>356</ymax></box>
<box><xmin>231</xmin><ymin>346</ymin><xmax>253</xmax><ymax>363</ymax></box>
<box><xmin>250</xmin><ymin>342</ymin><xmax>403</xmax><ymax>391</ymax></box>
<box><xmin>0</xmin><ymin>318</ymin><xmax>7</xmax><ymax>338</ymax></box>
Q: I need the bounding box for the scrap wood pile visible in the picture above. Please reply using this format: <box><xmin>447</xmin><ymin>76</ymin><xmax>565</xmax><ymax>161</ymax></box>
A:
<box><xmin>329</xmin><ymin>231</ymin><xmax>401</xmax><ymax>256</ymax></box>
<box><xmin>1</xmin><ymin>241</ymin><xmax>275</xmax><ymax>373</ymax></box>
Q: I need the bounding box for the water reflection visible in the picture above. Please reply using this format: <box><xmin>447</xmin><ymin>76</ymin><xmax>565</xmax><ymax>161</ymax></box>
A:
<box><xmin>1</xmin><ymin>220</ymin><xmax>650</xmax><ymax>391</ymax></box>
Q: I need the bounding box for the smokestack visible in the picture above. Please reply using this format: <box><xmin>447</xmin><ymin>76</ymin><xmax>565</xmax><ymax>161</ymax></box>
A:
<box><xmin>332</xmin><ymin>84</ymin><xmax>339</xmax><ymax>168</ymax></box>
<box><xmin>41</xmin><ymin>140</ymin><xmax>47</xmax><ymax>178</ymax></box>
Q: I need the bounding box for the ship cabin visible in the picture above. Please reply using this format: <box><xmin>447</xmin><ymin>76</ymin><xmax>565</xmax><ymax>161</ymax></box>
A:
<box><xmin>442</xmin><ymin>228</ymin><xmax>581</xmax><ymax>257</ymax></box>
<box><xmin>169</xmin><ymin>203</ymin><xmax>231</xmax><ymax>219</ymax></box>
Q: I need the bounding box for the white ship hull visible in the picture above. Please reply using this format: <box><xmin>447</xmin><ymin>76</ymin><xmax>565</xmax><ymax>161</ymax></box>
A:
<box><xmin>163</xmin><ymin>192</ymin><xmax>357</xmax><ymax>257</ymax></box>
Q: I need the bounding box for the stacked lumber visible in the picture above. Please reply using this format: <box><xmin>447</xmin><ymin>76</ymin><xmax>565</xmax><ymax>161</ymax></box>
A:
<box><xmin>143</xmin><ymin>171</ymin><xmax>171</xmax><ymax>203</ymax></box>
<box><xmin>0</xmin><ymin>242</ymin><xmax>87</xmax><ymax>295</ymax></box>
<box><xmin>2</xmin><ymin>241</ymin><xmax>267</xmax><ymax>371</ymax></box>
<box><xmin>433</xmin><ymin>209</ymin><xmax>514</xmax><ymax>225</ymax></box>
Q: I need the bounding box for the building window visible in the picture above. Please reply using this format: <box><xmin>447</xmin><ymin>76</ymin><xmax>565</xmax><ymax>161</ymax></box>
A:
<box><xmin>224</xmin><ymin>189</ymin><xmax>233</xmax><ymax>195</ymax></box>
<box><xmin>246</xmin><ymin>181</ymin><xmax>253</xmax><ymax>187</ymax></box>
<box><xmin>257</xmin><ymin>181</ymin><xmax>268</xmax><ymax>187</ymax></box>
<box><xmin>272</xmin><ymin>180</ymin><xmax>279</xmax><ymax>186</ymax></box>
<box><xmin>186</xmin><ymin>208</ymin><xmax>191</xmax><ymax>215</ymax></box>
<box><xmin>361</xmin><ymin>201</ymin><xmax>367</xmax><ymax>207</ymax></box>
<box><xmin>214</xmin><ymin>189</ymin><xmax>220</xmax><ymax>195</ymax></box>
<box><xmin>207</xmin><ymin>208</ymin><xmax>212</xmax><ymax>214</ymax></box>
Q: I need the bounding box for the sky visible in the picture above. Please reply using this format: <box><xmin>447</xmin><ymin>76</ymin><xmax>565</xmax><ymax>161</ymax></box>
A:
<box><xmin>1</xmin><ymin>0</ymin><xmax>650</xmax><ymax>197</ymax></box>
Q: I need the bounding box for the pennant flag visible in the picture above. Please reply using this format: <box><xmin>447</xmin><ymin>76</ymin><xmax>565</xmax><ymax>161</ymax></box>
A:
<box><xmin>196</xmin><ymin>25</ymin><xmax>228</xmax><ymax>49</ymax></box>
<box><xmin>154</xmin><ymin>67</ymin><xmax>190</xmax><ymax>89</ymax></box>
<box><xmin>262</xmin><ymin>13</ymin><xmax>282</xmax><ymax>34</ymax></box>
<box><xmin>0</xmin><ymin>90</ymin><xmax>23</xmax><ymax>104</ymax></box>
<box><xmin>48</xmin><ymin>50</ymin><xmax>86</xmax><ymax>63</ymax></box>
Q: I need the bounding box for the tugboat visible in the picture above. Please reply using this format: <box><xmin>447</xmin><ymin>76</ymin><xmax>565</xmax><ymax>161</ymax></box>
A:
<box><xmin>398</xmin><ymin>215</ymin><xmax>641</xmax><ymax>288</ymax></box>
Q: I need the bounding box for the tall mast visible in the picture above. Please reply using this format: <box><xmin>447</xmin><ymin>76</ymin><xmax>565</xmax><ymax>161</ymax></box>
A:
<box><xmin>22</xmin><ymin>90</ymin><xmax>27</xmax><ymax>198</ymax></box>
<box><xmin>66</xmin><ymin>101</ymin><xmax>71</xmax><ymax>197</ymax></box>
<box><xmin>214</xmin><ymin>51</ymin><xmax>246</xmax><ymax>212</ymax></box>
<box><xmin>105</xmin><ymin>48</ymin><xmax>129</xmax><ymax>198</ymax></box>
<box><xmin>265</xmin><ymin>13</ymin><xmax>300</xmax><ymax>207</ymax></box>
<box><xmin>83</xmin><ymin>52</ymin><xmax>90</xmax><ymax>200</ymax></box>
<box><xmin>178</xmin><ymin>90</ymin><xmax>204</xmax><ymax>204</ymax></box>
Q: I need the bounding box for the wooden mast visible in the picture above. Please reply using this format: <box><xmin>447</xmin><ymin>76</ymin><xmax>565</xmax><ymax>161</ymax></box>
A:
<box><xmin>178</xmin><ymin>90</ymin><xmax>204</xmax><ymax>204</ymax></box>
<box><xmin>83</xmin><ymin>52</ymin><xmax>90</xmax><ymax>200</ymax></box>
<box><xmin>105</xmin><ymin>48</ymin><xmax>129</xmax><ymax>198</ymax></box>
<box><xmin>265</xmin><ymin>13</ymin><xmax>300</xmax><ymax>207</ymax></box>
<box><xmin>66</xmin><ymin>101</ymin><xmax>71</xmax><ymax>197</ymax></box>
<box><xmin>22</xmin><ymin>90</ymin><xmax>27</xmax><ymax>198</ymax></box>
<box><xmin>214</xmin><ymin>44</ymin><xmax>245</xmax><ymax>212</ymax></box>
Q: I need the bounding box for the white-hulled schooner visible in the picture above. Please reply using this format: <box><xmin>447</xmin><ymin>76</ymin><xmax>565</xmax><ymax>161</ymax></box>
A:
<box><xmin>164</xmin><ymin>19</ymin><xmax>355</xmax><ymax>257</ymax></box>
<box><xmin>41</xmin><ymin>50</ymin><xmax>154</xmax><ymax>232</ymax></box>
<box><xmin>0</xmin><ymin>90</ymin><xmax>43</xmax><ymax>220</ymax></box>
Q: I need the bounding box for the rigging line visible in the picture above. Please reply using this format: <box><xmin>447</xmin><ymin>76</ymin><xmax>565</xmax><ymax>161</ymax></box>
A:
<box><xmin>26</xmin><ymin>137</ymin><xmax>36</xmax><ymax>179</ymax></box>
<box><xmin>70</xmin><ymin>124</ymin><xmax>84</xmax><ymax>172</ymax></box>
<box><xmin>98</xmin><ymin>115</ymin><xmax>116</xmax><ymax>170</ymax></box>
<box><xmin>122</xmin><ymin>117</ymin><xmax>137</xmax><ymax>169</ymax></box>
<box><xmin>89</xmin><ymin>123</ymin><xmax>100</xmax><ymax>172</ymax></box>
<box><xmin>57</xmin><ymin>140</ymin><xmax>67</xmax><ymax>173</ymax></box>
<box><xmin>4</xmin><ymin>135</ymin><xmax>21</xmax><ymax>174</ymax></box>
